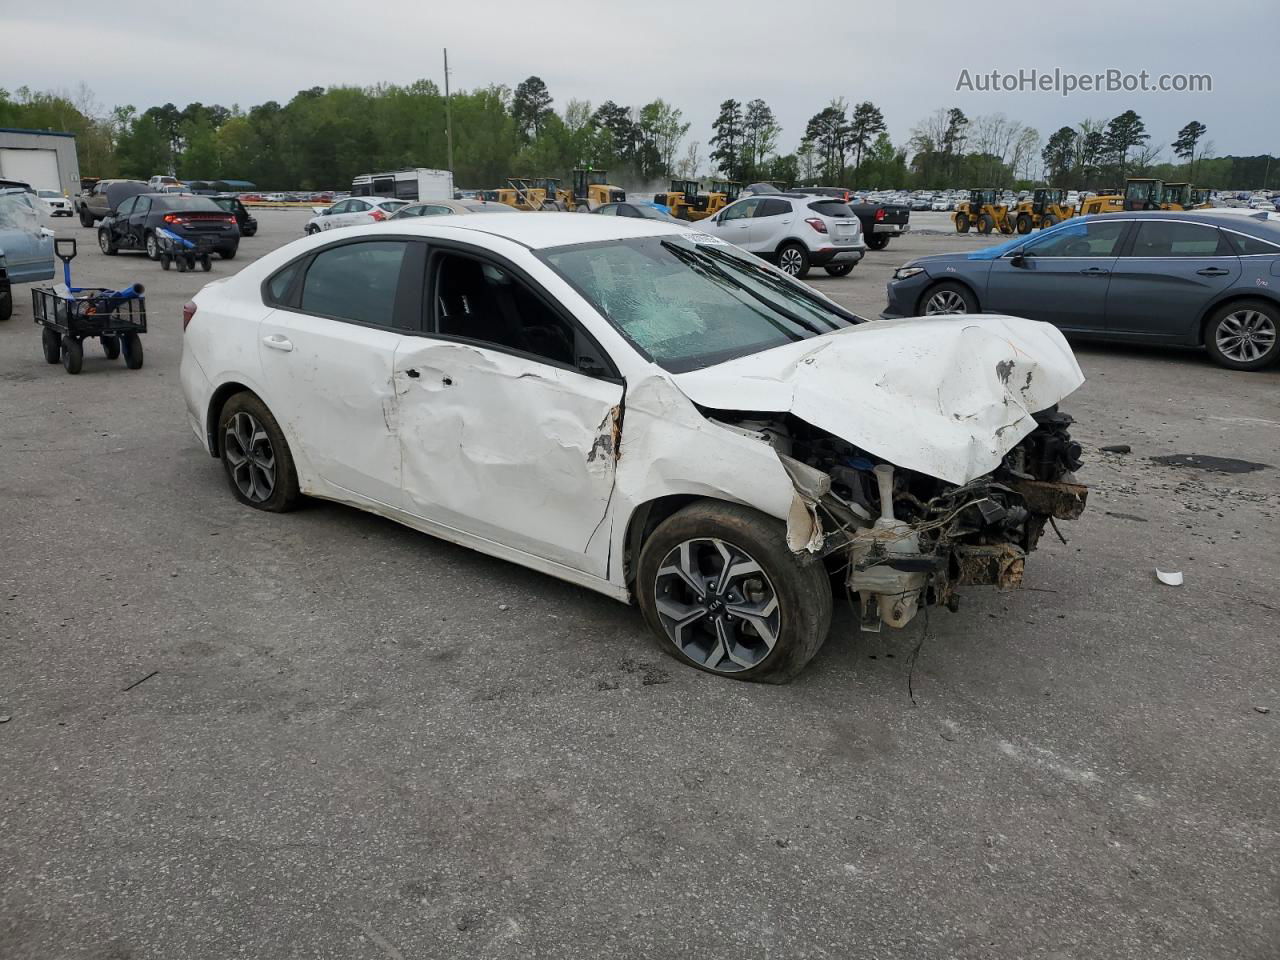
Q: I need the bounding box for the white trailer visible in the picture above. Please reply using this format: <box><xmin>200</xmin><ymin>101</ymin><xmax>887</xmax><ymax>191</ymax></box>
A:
<box><xmin>351</xmin><ymin>168</ymin><xmax>454</xmax><ymax>202</ymax></box>
<box><xmin>0</xmin><ymin>128</ymin><xmax>81</xmax><ymax>196</ymax></box>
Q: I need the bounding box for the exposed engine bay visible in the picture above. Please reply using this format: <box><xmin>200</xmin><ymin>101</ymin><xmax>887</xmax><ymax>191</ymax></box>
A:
<box><xmin>708</xmin><ymin>408</ymin><xmax>1087</xmax><ymax>632</ymax></box>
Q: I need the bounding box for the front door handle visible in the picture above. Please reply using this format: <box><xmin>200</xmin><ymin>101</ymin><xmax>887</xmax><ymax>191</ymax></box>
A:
<box><xmin>1078</xmin><ymin>267</ymin><xmax>1110</xmax><ymax>277</ymax></box>
<box><xmin>262</xmin><ymin>334</ymin><xmax>293</xmax><ymax>352</ymax></box>
<box><xmin>1196</xmin><ymin>267</ymin><xmax>1230</xmax><ymax>276</ymax></box>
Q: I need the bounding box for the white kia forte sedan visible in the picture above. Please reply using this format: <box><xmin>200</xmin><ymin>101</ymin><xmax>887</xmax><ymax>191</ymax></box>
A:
<box><xmin>180</xmin><ymin>213</ymin><xmax>1089</xmax><ymax>682</ymax></box>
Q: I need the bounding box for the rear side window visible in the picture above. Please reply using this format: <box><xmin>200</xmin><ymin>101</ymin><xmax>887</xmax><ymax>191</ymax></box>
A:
<box><xmin>757</xmin><ymin>198</ymin><xmax>792</xmax><ymax>217</ymax></box>
<box><xmin>1227</xmin><ymin>231</ymin><xmax>1280</xmax><ymax>256</ymax></box>
<box><xmin>1130</xmin><ymin>221</ymin><xmax>1231</xmax><ymax>257</ymax></box>
<box><xmin>300</xmin><ymin>241</ymin><xmax>408</xmax><ymax>327</ymax></box>
<box><xmin>266</xmin><ymin>261</ymin><xmax>303</xmax><ymax>305</ymax></box>
<box><xmin>808</xmin><ymin>200</ymin><xmax>854</xmax><ymax>218</ymax></box>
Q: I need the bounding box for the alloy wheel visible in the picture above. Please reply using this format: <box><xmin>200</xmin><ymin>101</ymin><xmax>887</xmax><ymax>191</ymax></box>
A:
<box><xmin>224</xmin><ymin>411</ymin><xmax>277</xmax><ymax>503</ymax></box>
<box><xmin>925</xmin><ymin>290</ymin><xmax>968</xmax><ymax>315</ymax></box>
<box><xmin>652</xmin><ymin>538</ymin><xmax>781</xmax><ymax>674</ymax></box>
<box><xmin>1216</xmin><ymin>310</ymin><xmax>1277</xmax><ymax>364</ymax></box>
<box><xmin>779</xmin><ymin>248</ymin><xmax>804</xmax><ymax>275</ymax></box>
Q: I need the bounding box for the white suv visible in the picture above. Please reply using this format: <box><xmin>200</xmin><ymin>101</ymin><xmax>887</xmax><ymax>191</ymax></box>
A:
<box><xmin>696</xmin><ymin>194</ymin><xmax>866</xmax><ymax>278</ymax></box>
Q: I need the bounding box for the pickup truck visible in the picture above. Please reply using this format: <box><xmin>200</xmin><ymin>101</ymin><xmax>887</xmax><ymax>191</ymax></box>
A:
<box><xmin>789</xmin><ymin>187</ymin><xmax>910</xmax><ymax>250</ymax></box>
<box><xmin>75</xmin><ymin>179</ymin><xmax>147</xmax><ymax>227</ymax></box>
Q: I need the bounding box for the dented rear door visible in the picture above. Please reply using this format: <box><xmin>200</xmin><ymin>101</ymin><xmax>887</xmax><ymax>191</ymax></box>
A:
<box><xmin>393</xmin><ymin>339</ymin><xmax>623</xmax><ymax>577</ymax></box>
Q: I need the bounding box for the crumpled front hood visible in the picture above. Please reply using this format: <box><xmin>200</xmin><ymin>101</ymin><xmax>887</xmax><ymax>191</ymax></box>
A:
<box><xmin>669</xmin><ymin>315</ymin><xmax>1085</xmax><ymax>486</ymax></box>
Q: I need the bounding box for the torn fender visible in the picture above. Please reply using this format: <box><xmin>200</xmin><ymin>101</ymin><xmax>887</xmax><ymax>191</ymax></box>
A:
<box><xmin>669</xmin><ymin>315</ymin><xmax>1085</xmax><ymax>486</ymax></box>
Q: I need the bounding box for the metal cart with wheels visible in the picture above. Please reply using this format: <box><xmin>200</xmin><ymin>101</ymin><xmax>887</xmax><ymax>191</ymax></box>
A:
<box><xmin>155</xmin><ymin>226</ymin><xmax>214</xmax><ymax>272</ymax></box>
<box><xmin>31</xmin><ymin>238</ymin><xmax>147</xmax><ymax>375</ymax></box>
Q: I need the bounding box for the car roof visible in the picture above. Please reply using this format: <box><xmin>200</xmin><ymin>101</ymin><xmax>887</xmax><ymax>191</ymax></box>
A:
<box><xmin>376</xmin><ymin>210</ymin><xmax>691</xmax><ymax>249</ymax></box>
<box><xmin>1108</xmin><ymin>209</ymin><xmax>1280</xmax><ymax>238</ymax></box>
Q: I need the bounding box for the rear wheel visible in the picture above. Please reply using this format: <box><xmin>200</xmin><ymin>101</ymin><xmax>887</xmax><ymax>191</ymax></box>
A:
<box><xmin>42</xmin><ymin>327</ymin><xmax>61</xmax><ymax>363</ymax></box>
<box><xmin>101</xmin><ymin>336</ymin><xmax>120</xmax><ymax>359</ymax></box>
<box><xmin>219</xmin><ymin>247</ymin><xmax>237</xmax><ymax>260</ymax></box>
<box><xmin>79</xmin><ymin>207</ymin><xmax>94</xmax><ymax>227</ymax></box>
<box><xmin>866</xmin><ymin>234</ymin><xmax>890</xmax><ymax>250</ymax></box>
<box><xmin>144</xmin><ymin>232</ymin><xmax>160</xmax><ymax>261</ymax></box>
<box><xmin>977</xmin><ymin>214</ymin><xmax>995</xmax><ymax>235</ymax></box>
<box><xmin>636</xmin><ymin>501</ymin><xmax>832</xmax><ymax>683</ymax></box>
<box><xmin>919</xmin><ymin>280</ymin><xmax>978</xmax><ymax>316</ymax></box>
<box><xmin>160</xmin><ymin>254</ymin><xmax>172</xmax><ymax>270</ymax></box>
<box><xmin>954</xmin><ymin>212</ymin><xmax>970</xmax><ymax>233</ymax></box>
<box><xmin>1040</xmin><ymin>214</ymin><xmax>1057</xmax><ymax>229</ymax></box>
<box><xmin>0</xmin><ymin>283</ymin><xmax>11</xmax><ymax>322</ymax></box>
<box><xmin>1204</xmin><ymin>300</ymin><xmax>1280</xmax><ymax>370</ymax></box>
<box><xmin>200</xmin><ymin>255</ymin><xmax>212</xmax><ymax>271</ymax></box>
<box><xmin>217</xmin><ymin>392</ymin><xmax>301</xmax><ymax>512</ymax></box>
<box><xmin>121</xmin><ymin>332</ymin><xmax>144</xmax><ymax>370</ymax></box>
<box><xmin>824</xmin><ymin>263</ymin><xmax>855</xmax><ymax>277</ymax></box>
<box><xmin>61</xmin><ymin>336</ymin><xmax>83</xmax><ymax>375</ymax></box>
<box><xmin>776</xmin><ymin>243</ymin><xmax>810</xmax><ymax>279</ymax></box>
<box><xmin>1016</xmin><ymin>213</ymin><xmax>1033</xmax><ymax>234</ymax></box>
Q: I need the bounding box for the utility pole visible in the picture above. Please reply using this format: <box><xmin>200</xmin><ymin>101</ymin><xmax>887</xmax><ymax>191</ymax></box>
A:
<box><xmin>443</xmin><ymin>48</ymin><xmax>454</xmax><ymax>186</ymax></box>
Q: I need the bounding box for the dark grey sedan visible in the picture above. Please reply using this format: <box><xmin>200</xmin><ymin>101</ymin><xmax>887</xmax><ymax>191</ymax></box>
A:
<box><xmin>883</xmin><ymin>211</ymin><xmax>1280</xmax><ymax>371</ymax></box>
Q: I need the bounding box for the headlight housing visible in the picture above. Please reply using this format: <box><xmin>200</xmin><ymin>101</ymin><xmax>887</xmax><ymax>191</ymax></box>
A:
<box><xmin>893</xmin><ymin>266</ymin><xmax>925</xmax><ymax>281</ymax></box>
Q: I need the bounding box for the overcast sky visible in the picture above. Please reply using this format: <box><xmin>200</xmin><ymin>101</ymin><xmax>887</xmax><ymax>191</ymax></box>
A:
<box><xmin>2</xmin><ymin>0</ymin><xmax>1269</xmax><ymax>159</ymax></box>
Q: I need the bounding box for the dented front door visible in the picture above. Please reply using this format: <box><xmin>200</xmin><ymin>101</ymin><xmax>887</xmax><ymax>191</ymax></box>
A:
<box><xmin>393</xmin><ymin>340</ymin><xmax>624</xmax><ymax>576</ymax></box>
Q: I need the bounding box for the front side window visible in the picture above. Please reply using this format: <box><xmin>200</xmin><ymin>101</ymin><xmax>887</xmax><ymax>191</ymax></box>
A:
<box><xmin>721</xmin><ymin>198</ymin><xmax>761</xmax><ymax>222</ymax></box>
<box><xmin>115</xmin><ymin>197</ymin><xmax>137</xmax><ymax>217</ymax></box>
<box><xmin>541</xmin><ymin>236</ymin><xmax>860</xmax><ymax>372</ymax></box>
<box><xmin>432</xmin><ymin>254</ymin><xmax>576</xmax><ymax>367</ymax></box>
<box><xmin>300</xmin><ymin>241</ymin><xmax>408</xmax><ymax>327</ymax></box>
<box><xmin>1023</xmin><ymin>219</ymin><xmax>1127</xmax><ymax>258</ymax></box>
<box><xmin>1130</xmin><ymin>221</ymin><xmax>1230</xmax><ymax>257</ymax></box>
<box><xmin>597</xmin><ymin>204</ymin><xmax>619</xmax><ymax>216</ymax></box>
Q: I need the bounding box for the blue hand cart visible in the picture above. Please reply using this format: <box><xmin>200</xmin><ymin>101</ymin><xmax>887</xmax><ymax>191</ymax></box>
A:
<box><xmin>31</xmin><ymin>238</ymin><xmax>147</xmax><ymax>374</ymax></box>
<box><xmin>155</xmin><ymin>226</ymin><xmax>214</xmax><ymax>272</ymax></box>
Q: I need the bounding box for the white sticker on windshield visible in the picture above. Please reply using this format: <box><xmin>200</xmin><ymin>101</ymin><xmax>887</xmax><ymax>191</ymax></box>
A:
<box><xmin>687</xmin><ymin>233</ymin><xmax>726</xmax><ymax>245</ymax></box>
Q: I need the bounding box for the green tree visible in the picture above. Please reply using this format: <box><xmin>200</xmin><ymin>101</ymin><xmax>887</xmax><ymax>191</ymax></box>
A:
<box><xmin>1172</xmin><ymin>120</ymin><xmax>1207</xmax><ymax>180</ymax></box>
<box><xmin>1103</xmin><ymin>110</ymin><xmax>1148</xmax><ymax>180</ymax></box>
<box><xmin>709</xmin><ymin>99</ymin><xmax>744</xmax><ymax>180</ymax></box>
<box><xmin>741</xmin><ymin>99</ymin><xmax>779</xmax><ymax>182</ymax></box>
<box><xmin>1041</xmin><ymin>126</ymin><xmax>1077</xmax><ymax>185</ymax></box>
<box><xmin>847</xmin><ymin>101</ymin><xmax>886</xmax><ymax>176</ymax></box>
<box><xmin>511</xmin><ymin>76</ymin><xmax>553</xmax><ymax>142</ymax></box>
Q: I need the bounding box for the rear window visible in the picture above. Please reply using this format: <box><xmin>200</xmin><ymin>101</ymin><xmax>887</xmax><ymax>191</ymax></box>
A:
<box><xmin>463</xmin><ymin>203</ymin><xmax>504</xmax><ymax>213</ymax></box>
<box><xmin>1226</xmin><ymin>230</ymin><xmax>1280</xmax><ymax>255</ymax></box>
<box><xmin>157</xmin><ymin>196</ymin><xmax>222</xmax><ymax>212</ymax></box>
<box><xmin>377</xmin><ymin>200</ymin><xmax>409</xmax><ymax>212</ymax></box>
<box><xmin>808</xmin><ymin>200</ymin><xmax>854</xmax><ymax>218</ymax></box>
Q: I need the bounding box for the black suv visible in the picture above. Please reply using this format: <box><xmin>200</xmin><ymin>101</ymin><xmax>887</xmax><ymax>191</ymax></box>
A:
<box><xmin>98</xmin><ymin>194</ymin><xmax>240</xmax><ymax>261</ymax></box>
<box><xmin>211</xmin><ymin>194</ymin><xmax>257</xmax><ymax>237</ymax></box>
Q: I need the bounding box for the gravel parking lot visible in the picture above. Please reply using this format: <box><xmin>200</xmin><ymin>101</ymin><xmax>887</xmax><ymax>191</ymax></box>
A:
<box><xmin>2</xmin><ymin>210</ymin><xmax>1277</xmax><ymax>960</ymax></box>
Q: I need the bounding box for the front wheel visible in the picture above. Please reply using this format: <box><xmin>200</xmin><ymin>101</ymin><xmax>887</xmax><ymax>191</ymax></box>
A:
<box><xmin>636</xmin><ymin>501</ymin><xmax>832</xmax><ymax>683</ymax></box>
<box><xmin>824</xmin><ymin>263</ymin><xmax>855</xmax><ymax>277</ymax></box>
<box><xmin>121</xmin><ymin>332</ymin><xmax>144</xmax><ymax>370</ymax></box>
<box><xmin>919</xmin><ymin>280</ymin><xmax>978</xmax><ymax>316</ymax></box>
<box><xmin>954</xmin><ymin>212</ymin><xmax>971</xmax><ymax>233</ymax></box>
<box><xmin>42</xmin><ymin>327</ymin><xmax>61</xmax><ymax>363</ymax></box>
<box><xmin>101</xmin><ymin>335</ymin><xmax>120</xmax><ymax>359</ymax></box>
<box><xmin>776</xmin><ymin>243</ymin><xmax>810</xmax><ymax>279</ymax></box>
<box><xmin>61</xmin><ymin>336</ymin><xmax>83</xmax><ymax>374</ymax></box>
<box><xmin>1040</xmin><ymin>215</ymin><xmax>1057</xmax><ymax>229</ymax></box>
<box><xmin>98</xmin><ymin>229</ymin><xmax>118</xmax><ymax>255</ymax></box>
<box><xmin>217</xmin><ymin>392</ymin><xmax>301</xmax><ymax>512</ymax></box>
<box><xmin>1016</xmin><ymin>213</ymin><xmax>1033</xmax><ymax>234</ymax></box>
<box><xmin>977</xmin><ymin>214</ymin><xmax>995</xmax><ymax>235</ymax></box>
<box><xmin>305</xmin><ymin>225</ymin><xmax>320</xmax><ymax>236</ymax></box>
<box><xmin>865</xmin><ymin>234</ymin><xmax>890</xmax><ymax>250</ymax></box>
<box><xmin>1204</xmin><ymin>300</ymin><xmax>1280</xmax><ymax>371</ymax></box>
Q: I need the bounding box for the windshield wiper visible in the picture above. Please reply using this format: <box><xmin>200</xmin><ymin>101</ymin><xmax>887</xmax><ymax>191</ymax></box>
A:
<box><xmin>662</xmin><ymin>241</ymin><xmax>830</xmax><ymax>337</ymax></box>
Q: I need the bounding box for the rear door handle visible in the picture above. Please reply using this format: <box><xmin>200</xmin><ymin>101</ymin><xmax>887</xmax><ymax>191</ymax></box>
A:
<box><xmin>262</xmin><ymin>334</ymin><xmax>293</xmax><ymax>352</ymax></box>
<box><xmin>1078</xmin><ymin>267</ymin><xmax>1110</xmax><ymax>276</ymax></box>
<box><xmin>1196</xmin><ymin>267</ymin><xmax>1230</xmax><ymax>276</ymax></box>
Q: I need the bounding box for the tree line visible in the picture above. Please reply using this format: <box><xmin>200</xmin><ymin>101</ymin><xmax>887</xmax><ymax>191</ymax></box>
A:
<box><xmin>1</xmin><ymin>83</ymin><xmax>1273</xmax><ymax>192</ymax></box>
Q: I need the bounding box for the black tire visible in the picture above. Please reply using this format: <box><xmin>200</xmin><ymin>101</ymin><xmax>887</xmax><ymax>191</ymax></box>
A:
<box><xmin>144</xmin><ymin>232</ymin><xmax>160</xmax><ymax>261</ymax></box>
<box><xmin>1040</xmin><ymin>215</ymin><xmax>1057</xmax><ymax>229</ymax></box>
<box><xmin>824</xmin><ymin>263</ymin><xmax>855</xmax><ymax>277</ymax></box>
<box><xmin>977</xmin><ymin>214</ymin><xmax>995</xmax><ymax>235</ymax></box>
<box><xmin>101</xmin><ymin>335</ymin><xmax>121</xmax><ymax>359</ymax></box>
<box><xmin>776</xmin><ymin>242</ymin><xmax>810</xmax><ymax>279</ymax></box>
<box><xmin>243</xmin><ymin>227</ymin><xmax>257</xmax><ymax>237</ymax></box>
<box><xmin>79</xmin><ymin>207</ymin><xmax>94</xmax><ymax>227</ymax></box>
<box><xmin>98</xmin><ymin>229</ymin><xmax>118</xmax><ymax>255</ymax></box>
<box><xmin>1203</xmin><ymin>299</ymin><xmax>1280</xmax><ymax>371</ymax></box>
<box><xmin>918</xmin><ymin>280</ymin><xmax>979</xmax><ymax>316</ymax></box>
<box><xmin>121</xmin><ymin>332</ymin><xmax>144</xmax><ymax>370</ymax></box>
<box><xmin>177</xmin><ymin>257</ymin><xmax>188</xmax><ymax>273</ymax></box>
<box><xmin>160</xmin><ymin>254</ymin><xmax>172</xmax><ymax>270</ymax></box>
<box><xmin>42</xmin><ymin>327</ymin><xmax>61</xmax><ymax>363</ymax></box>
<box><xmin>1016</xmin><ymin>213</ymin><xmax>1033</xmax><ymax>234</ymax></box>
<box><xmin>954</xmin><ymin>212</ymin><xmax>970</xmax><ymax>233</ymax></box>
<box><xmin>865</xmin><ymin>234</ymin><xmax>890</xmax><ymax>250</ymax></box>
<box><xmin>217</xmin><ymin>392</ymin><xmax>301</xmax><ymax>512</ymax></box>
<box><xmin>305</xmin><ymin>225</ymin><xmax>320</xmax><ymax>236</ymax></box>
<box><xmin>636</xmin><ymin>501</ymin><xmax>832</xmax><ymax>683</ymax></box>
<box><xmin>200</xmin><ymin>255</ymin><xmax>212</xmax><ymax>272</ymax></box>
<box><xmin>218</xmin><ymin>247</ymin><xmax>237</xmax><ymax>261</ymax></box>
<box><xmin>61</xmin><ymin>336</ymin><xmax>83</xmax><ymax>375</ymax></box>
<box><xmin>0</xmin><ymin>283</ymin><xmax>11</xmax><ymax>322</ymax></box>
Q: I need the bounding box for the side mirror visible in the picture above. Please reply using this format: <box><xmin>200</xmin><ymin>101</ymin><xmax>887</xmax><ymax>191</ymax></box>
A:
<box><xmin>1010</xmin><ymin>251</ymin><xmax>1028</xmax><ymax>267</ymax></box>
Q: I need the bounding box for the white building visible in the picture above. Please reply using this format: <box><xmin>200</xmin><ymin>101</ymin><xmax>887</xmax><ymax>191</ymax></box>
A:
<box><xmin>0</xmin><ymin>128</ymin><xmax>81</xmax><ymax>196</ymax></box>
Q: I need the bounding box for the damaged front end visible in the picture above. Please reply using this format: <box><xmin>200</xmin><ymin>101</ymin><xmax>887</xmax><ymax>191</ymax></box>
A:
<box><xmin>711</xmin><ymin>409</ymin><xmax>1086</xmax><ymax>632</ymax></box>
